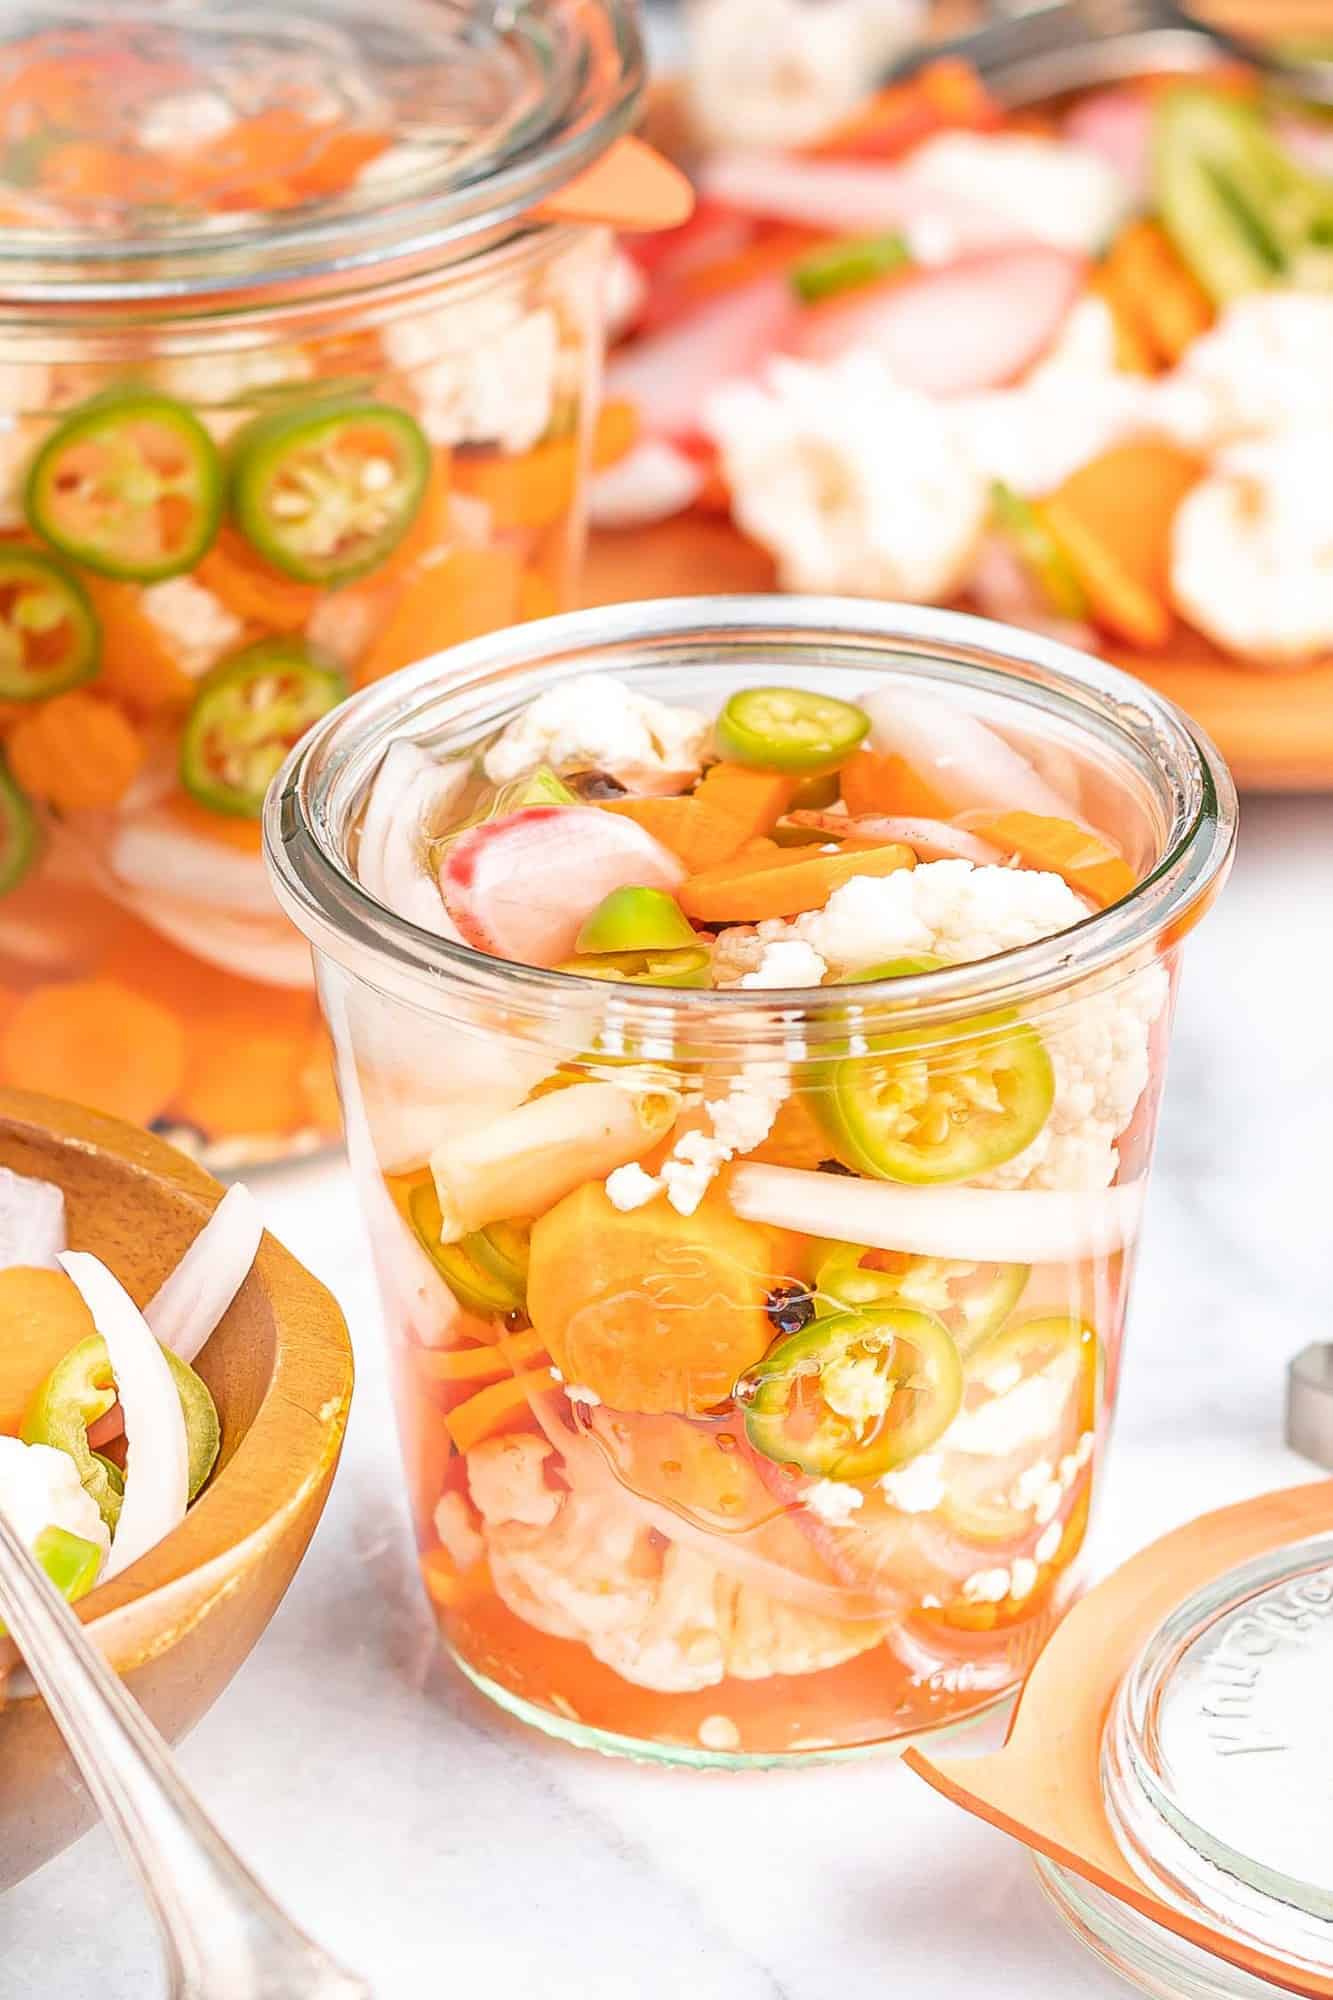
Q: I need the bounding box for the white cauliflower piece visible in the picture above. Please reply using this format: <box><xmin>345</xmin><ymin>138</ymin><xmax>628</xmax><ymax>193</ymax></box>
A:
<box><xmin>474</xmin><ymin>1453</ymin><xmax>884</xmax><ymax>1692</ymax></box>
<box><xmin>137</xmin><ymin>89</ymin><xmax>238</xmax><ymax>153</ymax></box>
<box><xmin>0</xmin><ymin>1435</ymin><xmax>110</xmax><ymax>1570</ymax></box>
<box><xmin>483</xmin><ymin>672</ymin><xmax>709</xmax><ymax>791</ymax></box>
<box><xmin>686</xmin><ymin>0</ymin><xmax>924</xmax><ymax>152</ymax></box>
<box><xmin>897</xmin><ymin>133</ymin><xmax>1133</xmax><ymax>257</ymax></box>
<box><xmin>383</xmin><ymin>296</ymin><xmax>559</xmax><ymax>454</ymax></box>
<box><xmin>153</xmin><ymin>346</ymin><xmax>313</xmax><ymax>406</ymax></box>
<box><xmin>707</xmin><ymin>354</ymin><xmax>989</xmax><ymax>601</ymax></box>
<box><xmin>0</xmin><ymin>362</ymin><xmax>54</xmax><ymax>417</ymax></box>
<box><xmin>467</xmin><ymin>1434</ymin><xmax>563</xmax><ymax>1530</ymax></box>
<box><xmin>715</xmin><ymin>861</ymin><xmax>1165</xmax><ymax>1191</ymax></box>
<box><xmin>433</xmin><ymin>1491</ymin><xmax>484</xmax><ymax>1572</ymax></box>
<box><xmin>304</xmin><ymin>591</ymin><xmax>379</xmax><ymax>671</ymax></box>
<box><xmin>0</xmin><ymin>419</ymin><xmax>42</xmax><ymax>530</ymax></box>
<box><xmin>1170</xmin><ymin>431</ymin><xmax>1333</xmax><ymax>663</ymax></box>
<box><xmin>1163</xmin><ymin>293</ymin><xmax>1333</xmax><ymax>447</ymax></box>
<box><xmin>806</xmin><ymin>1479</ymin><xmax>865</xmax><ymax>1525</ymax></box>
<box><xmin>738</xmin><ymin>938</ymin><xmax>828</xmax><ymax>988</ymax></box>
<box><xmin>619</xmin><ymin>1062</ymin><xmax>789</xmax><ymax>1215</ymax></box>
<box><xmin>141</xmin><ymin>578</ymin><xmax>244</xmax><ymax>678</ymax></box>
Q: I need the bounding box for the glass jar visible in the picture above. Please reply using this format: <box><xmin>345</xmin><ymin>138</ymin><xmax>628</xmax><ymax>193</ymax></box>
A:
<box><xmin>265</xmin><ymin>596</ymin><xmax>1236</xmax><ymax>1765</ymax></box>
<box><xmin>0</xmin><ymin>0</ymin><xmax>643</xmax><ymax>1164</ymax></box>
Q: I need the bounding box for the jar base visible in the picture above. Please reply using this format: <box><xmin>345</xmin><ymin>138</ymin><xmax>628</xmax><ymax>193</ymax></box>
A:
<box><xmin>448</xmin><ymin>1644</ymin><xmax>1017</xmax><ymax>1770</ymax></box>
<box><xmin>1033</xmin><ymin>1857</ymin><xmax>1282</xmax><ymax>2000</ymax></box>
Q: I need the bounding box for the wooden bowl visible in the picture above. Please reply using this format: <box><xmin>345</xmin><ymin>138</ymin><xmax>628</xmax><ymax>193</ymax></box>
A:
<box><xmin>0</xmin><ymin>1088</ymin><xmax>353</xmax><ymax>1889</ymax></box>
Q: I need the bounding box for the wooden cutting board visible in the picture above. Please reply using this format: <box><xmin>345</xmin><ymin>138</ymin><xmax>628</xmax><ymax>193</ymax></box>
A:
<box><xmin>583</xmin><ymin>517</ymin><xmax>1333</xmax><ymax>793</ymax></box>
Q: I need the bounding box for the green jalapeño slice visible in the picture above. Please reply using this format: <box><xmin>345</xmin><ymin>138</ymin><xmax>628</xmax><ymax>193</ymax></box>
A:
<box><xmin>26</xmin><ymin>390</ymin><xmax>223</xmax><ymax>581</ymax></box>
<box><xmin>0</xmin><ymin>548</ymin><xmax>100</xmax><ymax>701</ymax></box>
<box><xmin>819</xmin><ymin>1010</ymin><xmax>1054</xmax><ymax>1184</ymax></box>
<box><xmin>554</xmin><ymin>945</ymin><xmax>712</xmax><ymax>987</ymax></box>
<box><xmin>813</xmin><ymin>1240</ymin><xmax>1028</xmax><ymax>1354</ymax></box>
<box><xmin>716</xmin><ymin>687</ymin><xmax>871</xmax><ymax>774</ymax></box>
<box><xmin>791</xmin><ymin>231</ymin><xmax>909</xmax><ymax>304</ymax></box>
<box><xmin>231</xmin><ymin>397</ymin><xmax>430</xmax><ymax>584</ymax></box>
<box><xmin>408</xmin><ymin>1181</ymin><xmax>529</xmax><ymax>1318</ymax></box>
<box><xmin>0</xmin><ymin>761</ymin><xmax>40</xmax><ymax>895</ymax></box>
<box><xmin>743</xmin><ymin>1305</ymin><xmax>963</xmax><ymax>1481</ymax></box>
<box><xmin>180</xmin><ymin>641</ymin><xmax>346</xmax><ymax>818</ymax></box>
<box><xmin>0</xmin><ymin>1524</ymin><xmax>104</xmax><ymax>1638</ymax></box>
<box><xmin>575</xmin><ymin>886</ymin><xmax>697</xmax><ymax>956</ymax></box>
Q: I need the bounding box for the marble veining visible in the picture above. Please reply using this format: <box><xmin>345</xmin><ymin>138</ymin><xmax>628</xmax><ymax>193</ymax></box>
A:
<box><xmin>2</xmin><ymin>794</ymin><xmax>1326</xmax><ymax>2000</ymax></box>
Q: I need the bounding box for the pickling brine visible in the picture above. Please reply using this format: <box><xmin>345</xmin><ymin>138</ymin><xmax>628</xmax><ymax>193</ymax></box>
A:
<box><xmin>0</xmin><ymin>0</ymin><xmax>645</xmax><ymax>1162</ymax></box>
<box><xmin>266</xmin><ymin>599</ymin><xmax>1235</xmax><ymax>1763</ymax></box>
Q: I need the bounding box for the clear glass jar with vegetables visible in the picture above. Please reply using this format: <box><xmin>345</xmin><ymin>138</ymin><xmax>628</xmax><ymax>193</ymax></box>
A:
<box><xmin>266</xmin><ymin>596</ymin><xmax>1235</xmax><ymax>1765</ymax></box>
<box><xmin>0</xmin><ymin>0</ymin><xmax>655</xmax><ymax>1163</ymax></box>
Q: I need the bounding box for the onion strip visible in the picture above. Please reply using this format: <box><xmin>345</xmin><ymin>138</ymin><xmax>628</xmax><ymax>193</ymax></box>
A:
<box><xmin>0</xmin><ymin>1165</ymin><xmax>66</xmax><ymax>1273</ymax></box>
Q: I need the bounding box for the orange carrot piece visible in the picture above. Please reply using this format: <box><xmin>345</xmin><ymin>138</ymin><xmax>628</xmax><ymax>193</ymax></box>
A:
<box><xmin>298</xmin><ymin>1028</ymin><xmax>342</xmax><ymax>1135</ymax></box>
<box><xmin>161</xmin><ymin>793</ymin><xmax>264</xmax><ymax>854</ymax></box>
<box><xmin>518</xmin><ymin>569</ymin><xmax>560</xmax><ymax>621</ymax></box>
<box><xmin>420</xmin><ymin>1546</ymin><xmax>493</xmax><ymax>1610</ymax></box>
<box><xmin>967</xmin><ymin>810</ymin><xmax>1137</xmax><ymax>907</ymax></box>
<box><xmin>7</xmin><ymin>690</ymin><xmax>144</xmax><ymax>813</ymax></box>
<box><xmin>680</xmin><ymin>840</ymin><xmax>915</xmax><ymax>923</ymax></box>
<box><xmin>358</xmin><ymin>546</ymin><xmax>523</xmax><ymax>685</ymax></box>
<box><xmin>694</xmin><ymin>762</ymin><xmax>799</xmax><ymax>836</ymax></box>
<box><xmin>452</xmin><ymin>436</ymin><xmax>579</xmax><ymax>531</ymax></box>
<box><xmin>592</xmin><ymin>399</ymin><xmax>639</xmax><ymax>470</ymax></box>
<box><xmin>604</xmin><ymin>766</ymin><xmax>797</xmax><ymax>874</ymax></box>
<box><xmin>839</xmin><ymin>749</ymin><xmax>953</xmax><ymax>820</ymax></box>
<box><xmin>1040</xmin><ymin>441</ymin><xmax>1202</xmax><ymax>650</ymax></box>
<box><xmin>444</xmin><ymin>1369</ymin><xmax>552</xmax><ymax>1454</ymax></box>
<box><xmin>0</xmin><ymin>1266</ymin><xmax>96</xmax><ymax>1434</ymax></box>
<box><xmin>418</xmin><ymin>1328</ymin><xmax>549</xmax><ymax>1387</ymax></box>
<box><xmin>174</xmin><ymin>1020</ymin><xmax>309</xmax><ymax>1140</ymax></box>
<box><xmin>1104</xmin><ymin>221</ymin><xmax>1213</xmax><ymax>367</ymax></box>
<box><xmin>80</xmin><ymin>577</ymin><xmax>196</xmax><ymax>713</ymax></box>
<box><xmin>809</xmin><ymin>58</ymin><xmax>998</xmax><ymax>161</ymax></box>
<box><xmin>196</xmin><ymin>527</ymin><xmax>322</xmax><ymax>631</ymax></box>
<box><xmin>0</xmin><ymin>978</ymin><xmax>186</xmax><ymax>1126</ymax></box>
<box><xmin>1086</xmin><ymin>269</ymin><xmax>1158</xmax><ymax>376</ymax></box>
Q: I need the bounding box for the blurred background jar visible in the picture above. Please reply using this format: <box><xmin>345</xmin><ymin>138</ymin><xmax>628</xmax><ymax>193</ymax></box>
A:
<box><xmin>0</xmin><ymin>0</ymin><xmax>646</xmax><ymax>1165</ymax></box>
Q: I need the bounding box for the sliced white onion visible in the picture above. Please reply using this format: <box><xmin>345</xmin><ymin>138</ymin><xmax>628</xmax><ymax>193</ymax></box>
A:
<box><xmin>787</xmin><ymin>811</ymin><xmax>1004</xmax><ymax>864</ymax></box>
<box><xmin>119</xmin><ymin>890</ymin><xmax>316</xmax><ymax>989</ymax></box>
<box><xmin>109</xmin><ymin>807</ymin><xmax>276</xmax><ymax>917</ymax></box>
<box><xmin>0</xmin><ymin>1165</ymin><xmax>66</xmax><ymax>1273</ymax></box>
<box><xmin>589</xmin><ymin>439</ymin><xmax>704</xmax><ymax>529</ymax></box>
<box><xmin>60</xmin><ymin>1252</ymin><xmax>189</xmax><ymax>1582</ymax></box>
<box><xmin>728</xmin><ymin>1163</ymin><xmax>1143</xmax><ymax>1263</ymax></box>
<box><xmin>356</xmin><ymin>740</ymin><xmax>469</xmax><ymax>939</ymax></box>
<box><xmin>863</xmin><ymin>687</ymin><xmax>1078</xmax><ymax>820</ymax></box>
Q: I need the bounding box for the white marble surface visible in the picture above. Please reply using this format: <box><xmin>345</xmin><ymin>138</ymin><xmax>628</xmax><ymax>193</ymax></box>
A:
<box><xmin>4</xmin><ymin>792</ymin><xmax>1329</xmax><ymax>1999</ymax></box>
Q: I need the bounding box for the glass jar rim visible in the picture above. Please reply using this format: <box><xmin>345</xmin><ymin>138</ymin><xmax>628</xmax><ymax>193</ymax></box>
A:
<box><xmin>0</xmin><ymin>0</ymin><xmax>642</xmax><ymax>308</ymax></box>
<box><xmin>264</xmin><ymin>595</ymin><xmax>1238</xmax><ymax>1051</ymax></box>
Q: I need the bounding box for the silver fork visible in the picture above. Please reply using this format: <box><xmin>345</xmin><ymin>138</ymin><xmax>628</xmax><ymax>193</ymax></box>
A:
<box><xmin>888</xmin><ymin>0</ymin><xmax>1333</xmax><ymax>106</ymax></box>
<box><xmin>0</xmin><ymin>1512</ymin><xmax>374</xmax><ymax>2000</ymax></box>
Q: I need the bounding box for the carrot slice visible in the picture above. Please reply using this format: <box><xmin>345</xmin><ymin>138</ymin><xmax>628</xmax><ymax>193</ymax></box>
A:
<box><xmin>1040</xmin><ymin>441</ymin><xmax>1202</xmax><ymax>651</ymax></box>
<box><xmin>839</xmin><ymin>749</ymin><xmax>953</xmax><ymax>820</ymax></box>
<box><xmin>967</xmin><ymin>810</ymin><xmax>1137</xmax><ymax>907</ymax></box>
<box><xmin>452</xmin><ymin>436</ymin><xmax>579</xmax><ymax>531</ymax></box>
<box><xmin>603</xmin><ymin>764</ymin><xmax>798</xmax><ymax>873</ymax></box>
<box><xmin>174</xmin><ymin>1019</ymin><xmax>310</xmax><ymax>1140</ymax></box>
<box><xmin>592</xmin><ymin>399</ymin><xmax>639</xmax><ymax>471</ymax></box>
<box><xmin>0</xmin><ymin>1266</ymin><xmax>96</xmax><ymax>1434</ymax></box>
<box><xmin>196</xmin><ymin>527</ymin><xmax>322</xmax><ymax>631</ymax></box>
<box><xmin>809</xmin><ymin>58</ymin><xmax>998</xmax><ymax>161</ymax></box>
<box><xmin>7</xmin><ymin>690</ymin><xmax>144</xmax><ymax>812</ymax></box>
<box><xmin>0</xmin><ymin>978</ymin><xmax>186</xmax><ymax>1125</ymax></box>
<box><xmin>1085</xmin><ymin>270</ymin><xmax>1158</xmax><ymax>376</ymax></box>
<box><xmin>444</xmin><ymin>1369</ymin><xmax>552</xmax><ymax>1454</ymax></box>
<box><xmin>418</xmin><ymin>1328</ymin><xmax>549</xmax><ymax>1387</ymax></box>
<box><xmin>518</xmin><ymin>569</ymin><xmax>560</xmax><ymax>621</ymax></box>
<box><xmin>358</xmin><ymin>545</ymin><xmax>523</xmax><ymax>685</ymax></box>
<box><xmin>420</xmin><ymin>1546</ymin><xmax>493</xmax><ymax>1610</ymax></box>
<box><xmin>1103</xmin><ymin>221</ymin><xmax>1213</xmax><ymax>368</ymax></box>
<box><xmin>681</xmin><ymin>838</ymin><xmax>915</xmax><ymax>923</ymax></box>
<box><xmin>81</xmin><ymin>577</ymin><xmax>196</xmax><ymax>713</ymax></box>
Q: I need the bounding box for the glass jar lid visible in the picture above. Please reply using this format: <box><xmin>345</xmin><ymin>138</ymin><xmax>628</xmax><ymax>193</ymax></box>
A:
<box><xmin>0</xmin><ymin>0</ymin><xmax>643</xmax><ymax>304</ymax></box>
<box><xmin>1101</xmin><ymin>1533</ymin><xmax>1333</xmax><ymax>1983</ymax></box>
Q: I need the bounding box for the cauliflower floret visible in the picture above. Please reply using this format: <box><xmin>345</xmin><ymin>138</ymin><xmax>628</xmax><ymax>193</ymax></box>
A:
<box><xmin>153</xmin><ymin>347</ymin><xmax>313</xmax><ymax>407</ymax></box>
<box><xmin>483</xmin><ymin>672</ymin><xmax>709</xmax><ymax>791</ymax></box>
<box><xmin>738</xmin><ymin>938</ymin><xmax>828</xmax><ymax>988</ymax></box>
<box><xmin>467</xmin><ymin>1434</ymin><xmax>563</xmax><ymax>1530</ymax></box>
<box><xmin>384</xmin><ymin>296</ymin><xmax>560</xmax><ymax>455</ymax></box>
<box><xmin>897</xmin><ymin>133</ymin><xmax>1133</xmax><ymax>258</ymax></box>
<box><xmin>0</xmin><ymin>419</ymin><xmax>42</xmax><ymax>530</ymax></box>
<box><xmin>0</xmin><ymin>1435</ymin><xmax>110</xmax><ymax>1570</ymax></box>
<box><xmin>476</xmin><ymin>1464</ymin><xmax>885</xmax><ymax>1693</ymax></box>
<box><xmin>137</xmin><ymin>89</ymin><xmax>238</xmax><ymax>153</ymax></box>
<box><xmin>433</xmin><ymin>1491</ymin><xmax>484</xmax><ymax>1572</ymax></box>
<box><xmin>1170</xmin><ymin>431</ymin><xmax>1333</xmax><ymax>663</ymax></box>
<box><xmin>616</xmin><ymin>1062</ymin><xmax>789</xmax><ymax>1215</ymax></box>
<box><xmin>1164</xmin><ymin>293</ymin><xmax>1333</xmax><ymax>447</ymax></box>
<box><xmin>713</xmin><ymin>862</ymin><xmax>1165</xmax><ymax>1191</ymax></box>
<box><xmin>141</xmin><ymin>578</ymin><xmax>244</xmax><ymax>678</ymax></box>
<box><xmin>686</xmin><ymin>0</ymin><xmax>924</xmax><ymax>152</ymax></box>
<box><xmin>707</xmin><ymin>353</ymin><xmax>989</xmax><ymax>602</ymax></box>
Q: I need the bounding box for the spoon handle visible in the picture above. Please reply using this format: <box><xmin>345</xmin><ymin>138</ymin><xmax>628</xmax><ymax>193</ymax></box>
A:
<box><xmin>0</xmin><ymin>1512</ymin><xmax>372</xmax><ymax>1999</ymax></box>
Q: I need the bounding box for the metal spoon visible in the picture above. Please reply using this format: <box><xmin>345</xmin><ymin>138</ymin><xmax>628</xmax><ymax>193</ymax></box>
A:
<box><xmin>0</xmin><ymin>1511</ymin><xmax>373</xmax><ymax>2000</ymax></box>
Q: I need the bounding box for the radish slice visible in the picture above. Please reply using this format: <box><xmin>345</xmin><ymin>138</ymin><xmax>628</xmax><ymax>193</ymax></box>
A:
<box><xmin>590</xmin><ymin>439</ymin><xmax>705</xmax><ymax>529</ymax></box>
<box><xmin>87</xmin><ymin>1185</ymin><xmax>264</xmax><ymax>1450</ymax></box>
<box><xmin>605</xmin><ymin>274</ymin><xmax>794</xmax><ymax>442</ymax></box>
<box><xmin>785</xmin><ymin>811</ymin><xmax>1004</xmax><ymax>863</ymax></box>
<box><xmin>700</xmin><ymin>151</ymin><xmax>1029</xmax><ymax>256</ymax></box>
<box><xmin>786</xmin><ymin>247</ymin><xmax>1085</xmax><ymax>396</ymax></box>
<box><xmin>0</xmin><ymin>1166</ymin><xmax>66</xmax><ymax>1273</ymax></box>
<box><xmin>60</xmin><ymin>1252</ymin><xmax>189</xmax><ymax>1582</ymax></box>
<box><xmin>439</xmin><ymin>805</ymin><xmax>685</xmax><ymax>967</ymax></box>
<box><xmin>357</xmin><ymin>740</ymin><xmax>469</xmax><ymax>939</ymax></box>
<box><xmin>110</xmin><ymin>807</ymin><xmax>275</xmax><ymax>917</ymax></box>
<box><xmin>728</xmin><ymin>1163</ymin><xmax>1143</xmax><ymax>1263</ymax></box>
<box><xmin>1064</xmin><ymin>89</ymin><xmax>1152</xmax><ymax>192</ymax></box>
<box><xmin>863</xmin><ymin>687</ymin><xmax>1078</xmax><ymax>819</ymax></box>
